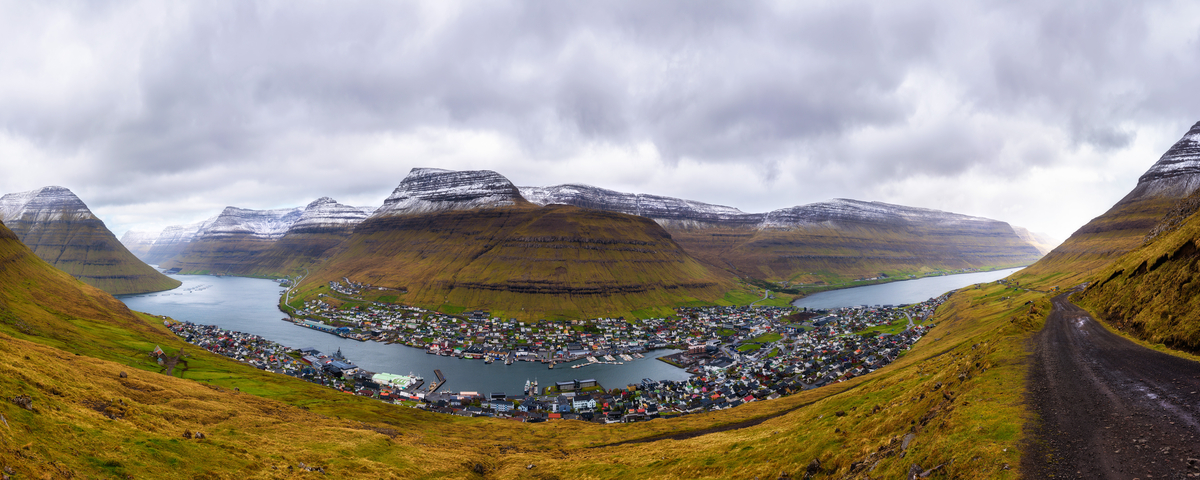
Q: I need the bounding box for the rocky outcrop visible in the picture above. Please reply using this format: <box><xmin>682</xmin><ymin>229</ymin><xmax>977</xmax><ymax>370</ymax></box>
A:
<box><xmin>373</xmin><ymin>168</ymin><xmax>526</xmax><ymax>216</ymax></box>
<box><xmin>0</xmin><ymin>186</ymin><xmax>180</xmax><ymax>295</ymax></box>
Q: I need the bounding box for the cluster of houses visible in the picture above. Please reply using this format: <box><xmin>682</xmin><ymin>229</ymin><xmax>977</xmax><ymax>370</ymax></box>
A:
<box><xmin>167</xmin><ymin>322</ymin><xmax>424</xmax><ymax>401</ymax></box>
<box><xmin>168</xmin><ymin>277</ymin><xmax>954</xmax><ymax>423</ymax></box>
<box><xmin>289</xmin><ymin>287</ymin><xmax>799</xmax><ymax>366</ymax></box>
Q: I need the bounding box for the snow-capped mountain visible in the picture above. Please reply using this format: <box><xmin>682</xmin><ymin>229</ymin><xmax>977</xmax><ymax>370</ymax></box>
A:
<box><xmin>195</xmin><ymin>207</ymin><xmax>304</xmax><ymax>241</ymax></box>
<box><xmin>288</xmin><ymin>197</ymin><xmax>371</xmax><ymax>233</ymax></box>
<box><xmin>759</xmin><ymin>199</ymin><xmax>1000</xmax><ymax>229</ymax></box>
<box><xmin>519</xmin><ymin>184</ymin><xmax>758</xmax><ymax>228</ymax></box>
<box><xmin>1129</xmin><ymin>121</ymin><xmax>1200</xmax><ymax>199</ymax></box>
<box><xmin>522</xmin><ymin>185</ymin><xmax>1005</xmax><ymax>231</ymax></box>
<box><xmin>0</xmin><ymin>186</ymin><xmax>95</xmax><ymax>223</ymax></box>
<box><xmin>372</xmin><ymin>168</ymin><xmax>524</xmax><ymax>216</ymax></box>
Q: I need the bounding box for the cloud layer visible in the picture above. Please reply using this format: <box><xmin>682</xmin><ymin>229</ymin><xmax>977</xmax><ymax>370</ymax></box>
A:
<box><xmin>2</xmin><ymin>0</ymin><xmax>1199</xmax><ymax>240</ymax></box>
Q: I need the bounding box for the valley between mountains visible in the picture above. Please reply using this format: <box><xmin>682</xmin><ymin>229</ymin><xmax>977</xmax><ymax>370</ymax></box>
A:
<box><xmin>4</xmin><ymin>124</ymin><xmax>1200</xmax><ymax>478</ymax></box>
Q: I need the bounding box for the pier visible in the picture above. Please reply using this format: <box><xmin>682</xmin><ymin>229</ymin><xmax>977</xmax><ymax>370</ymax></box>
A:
<box><xmin>427</xmin><ymin>369</ymin><xmax>446</xmax><ymax>393</ymax></box>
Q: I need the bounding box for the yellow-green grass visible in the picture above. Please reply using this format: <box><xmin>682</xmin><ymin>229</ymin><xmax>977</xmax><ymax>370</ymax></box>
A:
<box><xmin>1074</xmin><ymin>202</ymin><xmax>1200</xmax><ymax>352</ymax></box>
<box><xmin>749</xmin><ymin>332</ymin><xmax>783</xmax><ymax>343</ymax></box>
<box><xmin>1014</xmin><ymin>195</ymin><xmax>1178</xmax><ymax>290</ymax></box>
<box><xmin>1</xmin><ymin>218</ymin><xmax>1058</xmax><ymax>478</ymax></box>
<box><xmin>5</xmin><ymin>215</ymin><xmax>180</xmax><ymax>295</ymax></box>
<box><xmin>669</xmin><ymin>220</ymin><xmax>1042</xmax><ymax>288</ymax></box>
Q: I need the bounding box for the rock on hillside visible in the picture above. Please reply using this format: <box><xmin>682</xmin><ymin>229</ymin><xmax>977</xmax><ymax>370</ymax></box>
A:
<box><xmin>0</xmin><ymin>186</ymin><xmax>180</xmax><ymax>295</ymax></box>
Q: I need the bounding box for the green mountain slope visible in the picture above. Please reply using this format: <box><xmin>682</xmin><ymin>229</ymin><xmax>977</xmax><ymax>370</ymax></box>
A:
<box><xmin>1075</xmin><ymin>188</ymin><xmax>1200</xmax><ymax>352</ymax></box>
<box><xmin>299</xmin><ymin>204</ymin><xmax>729</xmax><ymax>320</ymax></box>
<box><xmin>0</xmin><ymin>186</ymin><xmax>179</xmax><ymax>295</ymax></box>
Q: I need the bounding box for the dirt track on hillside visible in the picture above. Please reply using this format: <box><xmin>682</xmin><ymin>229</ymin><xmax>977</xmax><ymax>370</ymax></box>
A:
<box><xmin>1025</xmin><ymin>293</ymin><xmax>1200</xmax><ymax>479</ymax></box>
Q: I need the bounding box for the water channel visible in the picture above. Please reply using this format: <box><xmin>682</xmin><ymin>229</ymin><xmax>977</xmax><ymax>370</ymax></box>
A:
<box><xmin>117</xmin><ymin>267</ymin><xmax>1022</xmax><ymax>394</ymax></box>
<box><xmin>117</xmin><ymin>273</ymin><xmax>691</xmax><ymax>395</ymax></box>
<box><xmin>791</xmin><ymin>267</ymin><xmax>1024</xmax><ymax>309</ymax></box>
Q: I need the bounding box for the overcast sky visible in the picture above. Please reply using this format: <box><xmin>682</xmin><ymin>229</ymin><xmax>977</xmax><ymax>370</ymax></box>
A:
<box><xmin>2</xmin><ymin>1</ymin><xmax>1200</xmax><ymax>241</ymax></box>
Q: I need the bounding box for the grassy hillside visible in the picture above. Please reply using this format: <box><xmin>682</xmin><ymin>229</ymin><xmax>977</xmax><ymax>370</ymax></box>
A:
<box><xmin>1014</xmin><ymin>194</ymin><xmax>1178</xmax><ymax>289</ymax></box>
<box><xmin>669</xmin><ymin>220</ymin><xmax>1041</xmax><ymax>286</ymax></box>
<box><xmin>2</xmin><ymin>216</ymin><xmax>180</xmax><ymax>295</ymax></box>
<box><xmin>1075</xmin><ymin>196</ymin><xmax>1200</xmax><ymax>353</ymax></box>
<box><xmin>293</xmin><ymin>204</ymin><xmax>730</xmax><ymax>320</ymax></box>
<box><xmin>161</xmin><ymin>230</ymin><xmax>351</xmax><ymax>278</ymax></box>
<box><xmin>1</xmin><ymin>213</ymin><xmax>1060</xmax><ymax>478</ymax></box>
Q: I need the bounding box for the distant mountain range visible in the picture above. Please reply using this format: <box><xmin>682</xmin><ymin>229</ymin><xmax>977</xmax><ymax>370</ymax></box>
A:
<box><xmin>101</xmin><ymin>167</ymin><xmax>1047</xmax><ymax>318</ymax></box>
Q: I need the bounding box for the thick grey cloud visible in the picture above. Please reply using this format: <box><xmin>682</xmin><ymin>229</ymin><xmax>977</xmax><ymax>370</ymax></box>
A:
<box><xmin>1</xmin><ymin>0</ymin><xmax>1199</xmax><ymax>240</ymax></box>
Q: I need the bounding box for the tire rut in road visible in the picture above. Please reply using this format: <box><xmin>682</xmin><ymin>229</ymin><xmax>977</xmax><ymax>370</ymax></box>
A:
<box><xmin>1024</xmin><ymin>293</ymin><xmax>1200</xmax><ymax>479</ymax></box>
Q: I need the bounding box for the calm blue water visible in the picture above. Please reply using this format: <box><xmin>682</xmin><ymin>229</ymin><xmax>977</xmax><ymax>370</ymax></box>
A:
<box><xmin>118</xmin><ymin>274</ymin><xmax>690</xmax><ymax>394</ymax></box>
<box><xmin>791</xmin><ymin>267</ymin><xmax>1024</xmax><ymax>309</ymax></box>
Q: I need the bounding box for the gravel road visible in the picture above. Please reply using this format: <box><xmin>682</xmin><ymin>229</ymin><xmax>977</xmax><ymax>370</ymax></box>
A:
<box><xmin>1025</xmin><ymin>293</ymin><xmax>1200</xmax><ymax>479</ymax></box>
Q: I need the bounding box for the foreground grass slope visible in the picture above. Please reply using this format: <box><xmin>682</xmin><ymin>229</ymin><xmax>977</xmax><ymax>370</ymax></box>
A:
<box><xmin>2</xmin><ymin>205</ymin><xmax>1054</xmax><ymax>477</ymax></box>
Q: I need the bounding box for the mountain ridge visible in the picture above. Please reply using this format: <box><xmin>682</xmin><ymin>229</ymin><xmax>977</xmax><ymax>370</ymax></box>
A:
<box><xmin>0</xmin><ymin>186</ymin><xmax>180</xmax><ymax>294</ymax></box>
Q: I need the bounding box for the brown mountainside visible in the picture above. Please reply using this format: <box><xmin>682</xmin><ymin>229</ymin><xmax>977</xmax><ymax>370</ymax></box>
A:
<box><xmin>0</xmin><ymin>186</ymin><xmax>179</xmax><ymax>295</ymax></box>
<box><xmin>301</xmin><ymin>204</ymin><xmax>728</xmax><ymax>320</ymax></box>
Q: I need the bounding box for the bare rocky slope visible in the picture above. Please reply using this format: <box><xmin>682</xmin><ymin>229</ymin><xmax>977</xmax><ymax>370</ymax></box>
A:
<box><xmin>0</xmin><ymin>186</ymin><xmax>179</xmax><ymax>294</ymax></box>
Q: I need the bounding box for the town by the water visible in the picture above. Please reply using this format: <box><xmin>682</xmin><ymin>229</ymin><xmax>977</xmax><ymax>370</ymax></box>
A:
<box><xmin>163</xmin><ymin>277</ymin><xmax>947</xmax><ymax>423</ymax></box>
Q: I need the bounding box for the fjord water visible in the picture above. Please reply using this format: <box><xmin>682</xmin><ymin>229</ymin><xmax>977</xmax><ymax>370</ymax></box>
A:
<box><xmin>792</xmin><ymin>267</ymin><xmax>1024</xmax><ymax>309</ymax></box>
<box><xmin>118</xmin><ymin>273</ymin><xmax>689</xmax><ymax>394</ymax></box>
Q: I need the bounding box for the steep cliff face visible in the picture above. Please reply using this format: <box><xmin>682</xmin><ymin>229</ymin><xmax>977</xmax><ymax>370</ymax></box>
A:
<box><xmin>0</xmin><ymin>186</ymin><xmax>180</xmax><ymax>294</ymax></box>
<box><xmin>1022</xmin><ymin>121</ymin><xmax>1200</xmax><ymax>283</ymax></box>
<box><xmin>524</xmin><ymin>186</ymin><xmax>1044</xmax><ymax>283</ymax></box>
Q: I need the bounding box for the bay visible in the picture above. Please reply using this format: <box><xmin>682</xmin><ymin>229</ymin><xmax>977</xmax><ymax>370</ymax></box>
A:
<box><xmin>791</xmin><ymin>267</ymin><xmax>1024</xmax><ymax>310</ymax></box>
<box><xmin>118</xmin><ymin>273</ymin><xmax>690</xmax><ymax>395</ymax></box>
